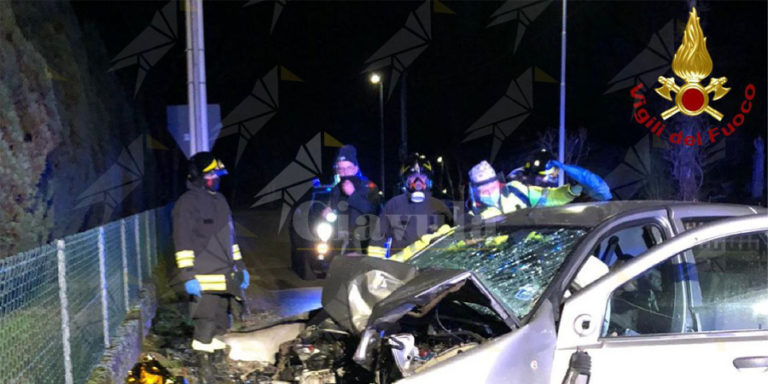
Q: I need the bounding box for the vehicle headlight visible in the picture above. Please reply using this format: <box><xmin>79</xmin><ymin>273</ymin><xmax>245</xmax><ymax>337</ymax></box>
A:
<box><xmin>316</xmin><ymin>242</ymin><xmax>329</xmax><ymax>256</ymax></box>
<box><xmin>325</xmin><ymin>211</ymin><xmax>338</xmax><ymax>223</ymax></box>
<box><xmin>316</xmin><ymin>222</ymin><xmax>333</xmax><ymax>242</ymax></box>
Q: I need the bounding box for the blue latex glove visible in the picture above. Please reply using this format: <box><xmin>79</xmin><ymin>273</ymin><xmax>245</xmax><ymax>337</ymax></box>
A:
<box><xmin>241</xmin><ymin>269</ymin><xmax>250</xmax><ymax>289</ymax></box>
<box><xmin>185</xmin><ymin>279</ymin><xmax>201</xmax><ymax>297</ymax></box>
<box><xmin>549</xmin><ymin>160</ymin><xmax>613</xmax><ymax>201</ymax></box>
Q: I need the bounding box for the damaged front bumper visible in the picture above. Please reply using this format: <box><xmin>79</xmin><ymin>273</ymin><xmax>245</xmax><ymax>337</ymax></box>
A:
<box><xmin>223</xmin><ymin>255</ymin><xmax>556</xmax><ymax>384</ymax></box>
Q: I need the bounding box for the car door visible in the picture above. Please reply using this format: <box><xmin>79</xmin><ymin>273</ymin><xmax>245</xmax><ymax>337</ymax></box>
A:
<box><xmin>666</xmin><ymin>205</ymin><xmax>765</xmax><ymax>334</ymax></box>
<box><xmin>558</xmin><ymin>209</ymin><xmax>691</xmax><ymax>334</ymax></box>
<box><xmin>552</xmin><ymin>214</ymin><xmax>768</xmax><ymax>384</ymax></box>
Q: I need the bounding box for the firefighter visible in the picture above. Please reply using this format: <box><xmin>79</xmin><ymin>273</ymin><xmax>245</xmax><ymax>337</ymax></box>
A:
<box><xmin>172</xmin><ymin>152</ymin><xmax>250</xmax><ymax>383</ymax></box>
<box><xmin>326</xmin><ymin>145</ymin><xmax>382</xmax><ymax>254</ymax></box>
<box><xmin>468</xmin><ymin>153</ymin><xmax>611</xmax><ymax>220</ymax></box>
<box><xmin>367</xmin><ymin>153</ymin><xmax>453</xmax><ymax>261</ymax></box>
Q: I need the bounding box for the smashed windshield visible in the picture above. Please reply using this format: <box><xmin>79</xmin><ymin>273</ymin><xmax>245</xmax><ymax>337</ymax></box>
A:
<box><xmin>409</xmin><ymin>226</ymin><xmax>588</xmax><ymax>320</ymax></box>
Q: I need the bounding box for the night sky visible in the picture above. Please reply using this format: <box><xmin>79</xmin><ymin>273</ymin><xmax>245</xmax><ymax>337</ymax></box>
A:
<box><xmin>70</xmin><ymin>0</ymin><xmax>767</xmax><ymax>209</ymax></box>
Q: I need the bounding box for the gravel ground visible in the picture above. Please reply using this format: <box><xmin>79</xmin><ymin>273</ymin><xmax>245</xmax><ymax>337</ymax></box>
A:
<box><xmin>132</xmin><ymin>207</ymin><xmax>323</xmax><ymax>383</ymax></box>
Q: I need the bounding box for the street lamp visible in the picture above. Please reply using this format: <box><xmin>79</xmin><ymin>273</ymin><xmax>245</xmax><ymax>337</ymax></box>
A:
<box><xmin>370</xmin><ymin>72</ymin><xmax>385</xmax><ymax>195</ymax></box>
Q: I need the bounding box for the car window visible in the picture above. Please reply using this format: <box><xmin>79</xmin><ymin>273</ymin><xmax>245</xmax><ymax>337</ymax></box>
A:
<box><xmin>602</xmin><ymin>260</ymin><xmax>677</xmax><ymax>337</ymax></box>
<box><xmin>681</xmin><ymin>217</ymin><xmax>732</xmax><ymax>231</ymax></box>
<box><xmin>593</xmin><ymin>223</ymin><xmax>679</xmax><ymax>337</ymax></box>
<box><xmin>687</xmin><ymin>231</ymin><xmax>768</xmax><ymax>332</ymax></box>
<box><xmin>592</xmin><ymin>224</ymin><xmax>664</xmax><ymax>267</ymax></box>
<box><xmin>602</xmin><ymin>229</ymin><xmax>768</xmax><ymax>338</ymax></box>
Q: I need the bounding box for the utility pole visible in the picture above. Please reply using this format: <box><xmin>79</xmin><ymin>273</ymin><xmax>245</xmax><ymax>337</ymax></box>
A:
<box><xmin>378</xmin><ymin>81</ymin><xmax>386</xmax><ymax>195</ymax></box>
<box><xmin>399</xmin><ymin>71</ymin><xmax>408</xmax><ymax>162</ymax></box>
<box><xmin>185</xmin><ymin>0</ymin><xmax>209</xmax><ymax>156</ymax></box>
<box><xmin>558</xmin><ymin>0</ymin><xmax>568</xmax><ymax>186</ymax></box>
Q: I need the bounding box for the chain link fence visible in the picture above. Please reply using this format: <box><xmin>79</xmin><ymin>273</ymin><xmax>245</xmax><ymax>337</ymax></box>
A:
<box><xmin>0</xmin><ymin>209</ymin><xmax>164</xmax><ymax>384</ymax></box>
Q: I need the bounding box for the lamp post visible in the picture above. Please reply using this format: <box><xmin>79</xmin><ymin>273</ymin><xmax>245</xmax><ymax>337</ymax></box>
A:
<box><xmin>370</xmin><ymin>73</ymin><xmax>385</xmax><ymax>195</ymax></box>
<box><xmin>557</xmin><ymin>0</ymin><xmax>567</xmax><ymax>186</ymax></box>
<box><xmin>185</xmin><ymin>0</ymin><xmax>209</xmax><ymax>156</ymax></box>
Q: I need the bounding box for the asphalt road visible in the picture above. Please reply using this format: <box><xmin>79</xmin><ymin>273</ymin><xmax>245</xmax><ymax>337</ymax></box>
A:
<box><xmin>232</xmin><ymin>207</ymin><xmax>323</xmax><ymax>318</ymax></box>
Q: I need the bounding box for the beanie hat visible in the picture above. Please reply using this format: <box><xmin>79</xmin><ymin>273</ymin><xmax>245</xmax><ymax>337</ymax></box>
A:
<box><xmin>335</xmin><ymin>145</ymin><xmax>358</xmax><ymax>165</ymax></box>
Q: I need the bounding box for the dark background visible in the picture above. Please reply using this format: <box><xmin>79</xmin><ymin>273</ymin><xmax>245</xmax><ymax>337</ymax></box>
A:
<box><xmin>2</xmin><ymin>0</ymin><xmax>766</xmax><ymax>255</ymax></box>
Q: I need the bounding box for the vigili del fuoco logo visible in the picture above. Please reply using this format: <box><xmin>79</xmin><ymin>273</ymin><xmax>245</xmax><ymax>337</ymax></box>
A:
<box><xmin>629</xmin><ymin>8</ymin><xmax>756</xmax><ymax>146</ymax></box>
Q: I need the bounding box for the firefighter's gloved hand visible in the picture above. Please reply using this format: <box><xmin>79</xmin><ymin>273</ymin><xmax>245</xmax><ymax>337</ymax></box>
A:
<box><xmin>241</xmin><ymin>269</ymin><xmax>250</xmax><ymax>289</ymax></box>
<box><xmin>548</xmin><ymin>160</ymin><xmax>613</xmax><ymax>201</ymax></box>
<box><xmin>185</xmin><ymin>279</ymin><xmax>202</xmax><ymax>297</ymax></box>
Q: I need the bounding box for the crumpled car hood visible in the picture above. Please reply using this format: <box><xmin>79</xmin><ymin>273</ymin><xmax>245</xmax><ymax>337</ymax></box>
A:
<box><xmin>321</xmin><ymin>255</ymin><xmax>514</xmax><ymax>335</ymax></box>
<box><xmin>366</xmin><ymin>268</ymin><xmax>514</xmax><ymax>330</ymax></box>
<box><xmin>321</xmin><ymin>255</ymin><xmax>418</xmax><ymax>333</ymax></box>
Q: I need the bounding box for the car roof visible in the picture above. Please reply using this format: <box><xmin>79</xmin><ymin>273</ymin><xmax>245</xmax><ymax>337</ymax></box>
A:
<box><xmin>481</xmin><ymin>200</ymin><xmax>764</xmax><ymax>229</ymax></box>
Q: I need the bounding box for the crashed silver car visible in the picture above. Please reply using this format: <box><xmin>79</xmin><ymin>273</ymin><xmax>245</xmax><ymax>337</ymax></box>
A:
<box><xmin>224</xmin><ymin>201</ymin><xmax>767</xmax><ymax>384</ymax></box>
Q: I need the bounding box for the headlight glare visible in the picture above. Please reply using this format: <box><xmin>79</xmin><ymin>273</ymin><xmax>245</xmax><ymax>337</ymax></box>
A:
<box><xmin>316</xmin><ymin>222</ymin><xmax>333</xmax><ymax>242</ymax></box>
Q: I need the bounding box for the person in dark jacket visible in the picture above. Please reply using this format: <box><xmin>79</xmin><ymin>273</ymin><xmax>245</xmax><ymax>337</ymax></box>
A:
<box><xmin>172</xmin><ymin>152</ymin><xmax>250</xmax><ymax>383</ymax></box>
<box><xmin>326</xmin><ymin>145</ymin><xmax>382</xmax><ymax>254</ymax></box>
<box><xmin>368</xmin><ymin>153</ymin><xmax>453</xmax><ymax>261</ymax></box>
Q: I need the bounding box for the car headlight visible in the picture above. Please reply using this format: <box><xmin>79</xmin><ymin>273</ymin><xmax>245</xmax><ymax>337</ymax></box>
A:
<box><xmin>316</xmin><ymin>242</ymin><xmax>329</xmax><ymax>256</ymax></box>
<box><xmin>316</xmin><ymin>221</ymin><xmax>333</xmax><ymax>242</ymax></box>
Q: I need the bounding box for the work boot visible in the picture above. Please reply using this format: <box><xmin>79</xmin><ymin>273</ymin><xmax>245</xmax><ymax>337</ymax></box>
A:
<box><xmin>196</xmin><ymin>351</ymin><xmax>216</xmax><ymax>384</ymax></box>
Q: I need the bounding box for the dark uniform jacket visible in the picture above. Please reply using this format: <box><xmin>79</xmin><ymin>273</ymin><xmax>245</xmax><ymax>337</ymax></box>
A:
<box><xmin>369</xmin><ymin>192</ymin><xmax>453</xmax><ymax>255</ymax></box>
<box><xmin>173</xmin><ymin>181</ymin><xmax>246</xmax><ymax>296</ymax></box>
<box><xmin>328</xmin><ymin>175</ymin><xmax>382</xmax><ymax>242</ymax></box>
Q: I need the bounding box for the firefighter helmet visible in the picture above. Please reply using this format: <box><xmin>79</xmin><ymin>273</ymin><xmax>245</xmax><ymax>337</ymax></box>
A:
<box><xmin>188</xmin><ymin>152</ymin><xmax>228</xmax><ymax>181</ymax></box>
<box><xmin>400</xmin><ymin>153</ymin><xmax>433</xmax><ymax>191</ymax></box>
<box><xmin>523</xmin><ymin>149</ymin><xmax>556</xmax><ymax>177</ymax></box>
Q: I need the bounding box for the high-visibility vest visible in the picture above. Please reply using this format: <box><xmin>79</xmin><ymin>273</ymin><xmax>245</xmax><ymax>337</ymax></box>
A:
<box><xmin>387</xmin><ymin>224</ymin><xmax>455</xmax><ymax>262</ymax></box>
<box><xmin>476</xmin><ymin>181</ymin><xmax>579</xmax><ymax>220</ymax></box>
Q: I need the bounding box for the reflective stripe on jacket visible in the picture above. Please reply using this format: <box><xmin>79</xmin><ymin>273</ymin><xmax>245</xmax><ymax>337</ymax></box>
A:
<box><xmin>172</xmin><ymin>181</ymin><xmax>246</xmax><ymax>294</ymax></box>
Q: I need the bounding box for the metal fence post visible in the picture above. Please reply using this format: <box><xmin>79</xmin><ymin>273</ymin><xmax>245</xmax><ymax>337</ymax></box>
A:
<box><xmin>134</xmin><ymin>216</ymin><xmax>143</xmax><ymax>289</ymax></box>
<box><xmin>145</xmin><ymin>212</ymin><xmax>152</xmax><ymax>275</ymax></box>
<box><xmin>120</xmin><ymin>219</ymin><xmax>130</xmax><ymax>309</ymax></box>
<box><xmin>156</xmin><ymin>210</ymin><xmax>160</xmax><ymax>265</ymax></box>
<box><xmin>57</xmin><ymin>239</ymin><xmax>74</xmax><ymax>384</ymax></box>
<box><xmin>98</xmin><ymin>227</ymin><xmax>110</xmax><ymax>348</ymax></box>
<box><xmin>151</xmin><ymin>211</ymin><xmax>157</xmax><ymax>268</ymax></box>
